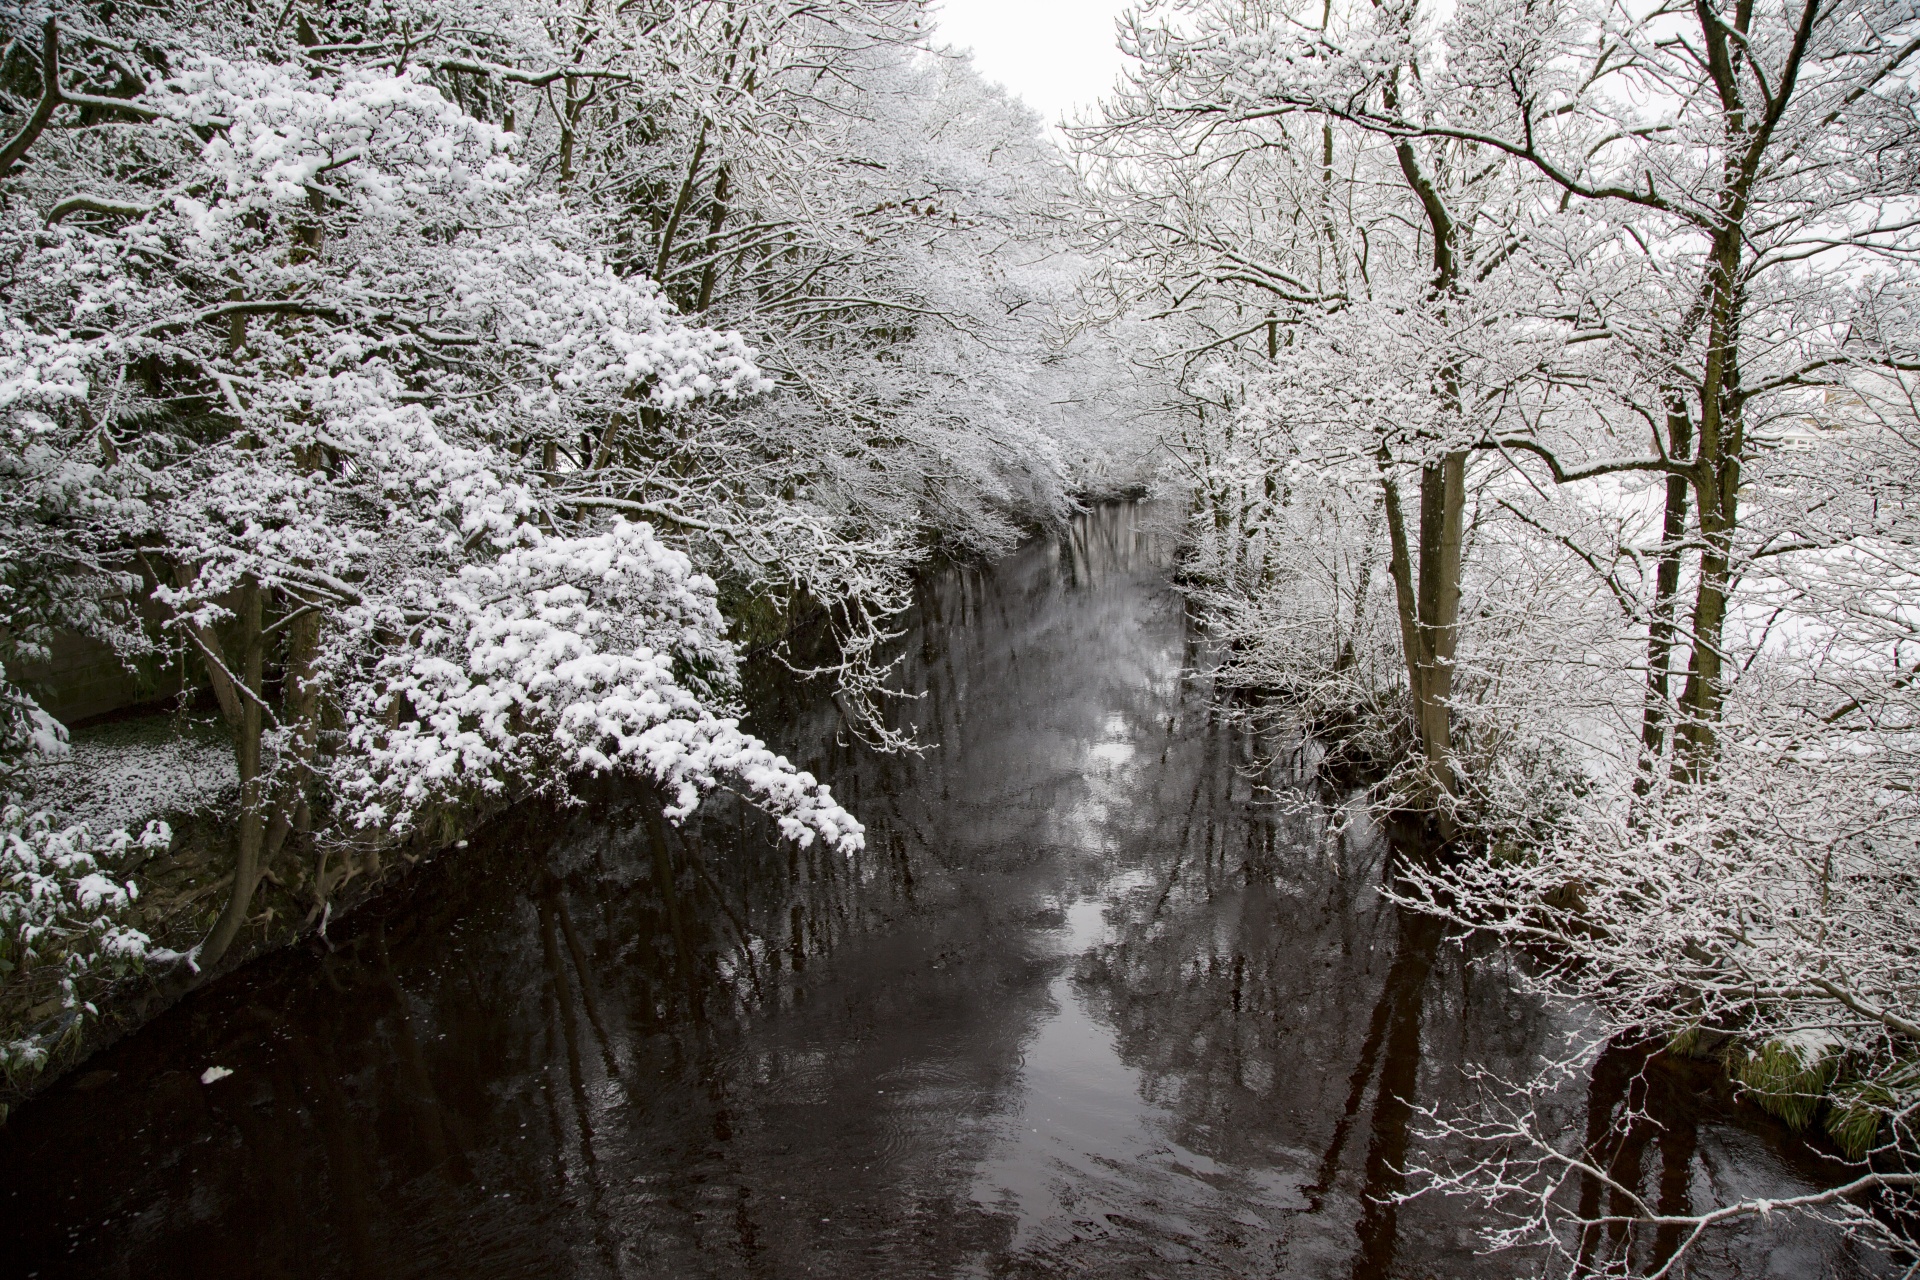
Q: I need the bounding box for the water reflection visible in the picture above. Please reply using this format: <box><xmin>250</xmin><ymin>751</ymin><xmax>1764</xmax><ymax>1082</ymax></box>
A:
<box><xmin>0</xmin><ymin>504</ymin><xmax>1877</xmax><ymax>1278</ymax></box>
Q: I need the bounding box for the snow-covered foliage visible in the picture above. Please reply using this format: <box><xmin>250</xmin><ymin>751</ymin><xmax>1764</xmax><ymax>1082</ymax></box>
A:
<box><xmin>343</xmin><ymin>518</ymin><xmax>860</xmax><ymax>850</ymax></box>
<box><xmin>0</xmin><ymin>37</ymin><xmax>845</xmax><ymax>862</ymax></box>
<box><xmin>0</xmin><ymin>805</ymin><xmax>166</xmax><ymax>1074</ymax></box>
<box><xmin>0</xmin><ymin>661</ymin><xmax>67</xmax><ymax>767</ymax></box>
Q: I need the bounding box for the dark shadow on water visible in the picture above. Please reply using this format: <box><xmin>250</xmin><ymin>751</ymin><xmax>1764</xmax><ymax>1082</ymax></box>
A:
<box><xmin>1348</xmin><ymin>907</ymin><xmax>1443</xmax><ymax>1280</ymax></box>
<box><xmin>0</xmin><ymin>503</ymin><xmax>1885</xmax><ymax>1279</ymax></box>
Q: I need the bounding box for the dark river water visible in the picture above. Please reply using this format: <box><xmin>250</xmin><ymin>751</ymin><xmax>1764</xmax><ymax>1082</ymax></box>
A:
<box><xmin>0</xmin><ymin>505</ymin><xmax>1884</xmax><ymax>1279</ymax></box>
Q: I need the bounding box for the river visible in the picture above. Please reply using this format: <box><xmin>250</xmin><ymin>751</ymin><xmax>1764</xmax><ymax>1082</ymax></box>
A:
<box><xmin>0</xmin><ymin>504</ymin><xmax>1882</xmax><ymax>1278</ymax></box>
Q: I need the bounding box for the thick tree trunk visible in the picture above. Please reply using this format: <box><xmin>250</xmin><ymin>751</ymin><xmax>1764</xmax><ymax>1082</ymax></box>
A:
<box><xmin>1664</xmin><ymin>0</ymin><xmax>1781</xmax><ymax>778</ymax></box>
<box><xmin>1380</xmin><ymin>450</ymin><xmax>1466</xmax><ymax>810</ymax></box>
<box><xmin>1376</xmin><ymin>115</ymin><xmax>1467</xmax><ymax>820</ymax></box>
<box><xmin>1673</xmin><ymin>231</ymin><xmax>1745</xmax><ymax>776</ymax></box>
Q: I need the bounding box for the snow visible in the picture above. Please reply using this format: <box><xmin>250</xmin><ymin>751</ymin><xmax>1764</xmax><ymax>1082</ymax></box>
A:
<box><xmin>19</xmin><ymin>719</ymin><xmax>237</xmax><ymax>837</ymax></box>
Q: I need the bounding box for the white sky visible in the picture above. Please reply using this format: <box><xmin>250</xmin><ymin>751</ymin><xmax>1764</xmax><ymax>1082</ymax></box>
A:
<box><xmin>930</xmin><ymin>0</ymin><xmax>1134</xmax><ymax>136</ymax></box>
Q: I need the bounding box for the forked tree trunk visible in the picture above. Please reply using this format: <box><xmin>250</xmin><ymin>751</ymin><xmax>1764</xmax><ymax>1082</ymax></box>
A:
<box><xmin>197</xmin><ymin>583</ymin><xmax>321</xmax><ymax>969</ymax></box>
<box><xmin>1374</xmin><ymin>116</ymin><xmax>1469</xmax><ymax>818</ymax></box>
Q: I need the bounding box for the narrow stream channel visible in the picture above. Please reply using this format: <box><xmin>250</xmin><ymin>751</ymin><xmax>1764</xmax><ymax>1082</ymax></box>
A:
<box><xmin>0</xmin><ymin>504</ymin><xmax>1881</xmax><ymax>1278</ymax></box>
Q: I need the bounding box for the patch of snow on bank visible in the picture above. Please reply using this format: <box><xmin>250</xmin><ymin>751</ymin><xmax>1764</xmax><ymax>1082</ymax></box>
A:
<box><xmin>19</xmin><ymin>717</ymin><xmax>237</xmax><ymax>833</ymax></box>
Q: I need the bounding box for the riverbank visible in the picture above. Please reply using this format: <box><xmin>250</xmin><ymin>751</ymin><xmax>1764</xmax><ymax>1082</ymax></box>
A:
<box><xmin>0</xmin><ymin>718</ymin><xmax>512</xmax><ymax>1115</ymax></box>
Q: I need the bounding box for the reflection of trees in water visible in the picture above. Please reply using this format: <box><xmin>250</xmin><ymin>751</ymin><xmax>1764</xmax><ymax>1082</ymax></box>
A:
<box><xmin>228</xmin><ymin>501</ymin><xmax>1186</xmax><ymax>1272</ymax></box>
<box><xmin>287</xmin><ymin>509</ymin><xmax>1149</xmax><ymax>1273</ymax></box>
<box><xmin>1343</xmin><ymin>907</ymin><xmax>1443</xmax><ymax>1280</ymax></box>
<box><xmin>0</xmin><ymin>503</ymin><xmax>1219</xmax><ymax>1277</ymax></box>
<box><xmin>1068</xmin><ymin>668</ymin><xmax>1869</xmax><ymax>1280</ymax></box>
<box><xmin>1571</xmin><ymin>1038</ymin><xmax>1705</xmax><ymax>1277</ymax></box>
<box><xmin>1075</xmin><ymin>696</ymin><xmax>1559</xmax><ymax>1278</ymax></box>
<box><xmin>1553</xmin><ymin>1037</ymin><xmax>1884</xmax><ymax>1279</ymax></box>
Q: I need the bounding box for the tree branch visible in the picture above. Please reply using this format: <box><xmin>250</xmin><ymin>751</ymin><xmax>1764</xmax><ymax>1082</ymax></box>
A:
<box><xmin>46</xmin><ymin>194</ymin><xmax>155</xmax><ymax>225</ymax></box>
<box><xmin>1477</xmin><ymin>436</ymin><xmax>1688</xmax><ymax>483</ymax></box>
<box><xmin>0</xmin><ymin>19</ymin><xmax>61</xmax><ymax>180</ymax></box>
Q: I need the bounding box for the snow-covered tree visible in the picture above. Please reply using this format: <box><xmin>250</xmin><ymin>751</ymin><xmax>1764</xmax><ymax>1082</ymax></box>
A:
<box><xmin>0</xmin><ymin>0</ymin><xmax>1126</xmax><ymax>1065</ymax></box>
<box><xmin>1085</xmin><ymin>0</ymin><xmax>1920</xmax><ymax>1266</ymax></box>
<box><xmin>1080</xmin><ymin>0</ymin><xmax>1581</xmax><ymax>820</ymax></box>
<box><xmin>512</xmin><ymin>0</ymin><xmax>1104</xmax><ymax>723</ymax></box>
<box><xmin>0</xmin><ymin>14</ymin><xmax>862</xmax><ymax>993</ymax></box>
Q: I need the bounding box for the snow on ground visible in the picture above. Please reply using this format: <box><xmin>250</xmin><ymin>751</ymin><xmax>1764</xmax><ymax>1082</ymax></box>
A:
<box><xmin>19</xmin><ymin>716</ymin><xmax>237</xmax><ymax>836</ymax></box>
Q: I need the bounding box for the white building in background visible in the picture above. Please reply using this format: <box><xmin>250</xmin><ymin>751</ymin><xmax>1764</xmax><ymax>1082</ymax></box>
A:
<box><xmin>1755</xmin><ymin>386</ymin><xmax>1875</xmax><ymax>453</ymax></box>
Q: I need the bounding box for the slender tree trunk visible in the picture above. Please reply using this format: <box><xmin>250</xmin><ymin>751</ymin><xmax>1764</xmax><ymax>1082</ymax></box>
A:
<box><xmin>201</xmin><ymin>576</ymin><xmax>266</xmax><ymax>968</ymax></box>
<box><xmin>695</xmin><ymin>162</ymin><xmax>730</xmax><ymax>313</ymax></box>
<box><xmin>1636</xmin><ymin>401</ymin><xmax>1693</xmax><ymax>790</ymax></box>
<box><xmin>645</xmin><ymin>806</ymin><xmax>693</xmax><ymax>979</ymax></box>
<box><xmin>1414</xmin><ymin>451</ymin><xmax>1465</xmax><ymax>788</ymax></box>
<box><xmin>285</xmin><ymin>603</ymin><xmax>321</xmax><ymax>835</ymax></box>
<box><xmin>167</xmin><ymin>559</ymin><xmax>245</xmax><ymax>728</ymax></box>
<box><xmin>653</xmin><ymin>116</ymin><xmax>711</xmax><ymax>287</ymax></box>
<box><xmin>558</xmin><ymin>73</ymin><xmax>579</xmax><ymax>187</ymax></box>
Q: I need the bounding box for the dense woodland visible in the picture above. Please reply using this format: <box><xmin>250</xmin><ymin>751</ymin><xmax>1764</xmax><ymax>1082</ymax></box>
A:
<box><xmin>3</xmin><ymin>0</ymin><xmax>1920</xmax><ymax>1272</ymax></box>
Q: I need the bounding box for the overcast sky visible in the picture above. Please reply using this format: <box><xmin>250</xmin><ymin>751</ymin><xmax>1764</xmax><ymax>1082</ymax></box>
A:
<box><xmin>930</xmin><ymin>0</ymin><xmax>1134</xmax><ymax>136</ymax></box>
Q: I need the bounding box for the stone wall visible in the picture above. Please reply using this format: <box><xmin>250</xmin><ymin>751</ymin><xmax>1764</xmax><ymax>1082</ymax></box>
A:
<box><xmin>13</xmin><ymin>632</ymin><xmax>189</xmax><ymax>725</ymax></box>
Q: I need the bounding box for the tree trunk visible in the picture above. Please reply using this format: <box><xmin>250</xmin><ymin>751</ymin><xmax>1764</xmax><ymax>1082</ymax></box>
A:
<box><xmin>558</xmin><ymin>73</ymin><xmax>579</xmax><ymax>187</ymax></box>
<box><xmin>695</xmin><ymin>162</ymin><xmax>730</xmax><ymax>313</ymax></box>
<box><xmin>1380</xmin><ymin>450</ymin><xmax>1466</xmax><ymax>811</ymax></box>
<box><xmin>1674</xmin><ymin>525</ymin><xmax>1733</xmax><ymax>773</ymax></box>
<box><xmin>1377</xmin><ymin>114</ymin><xmax>1466</xmax><ymax>820</ymax></box>
<box><xmin>1414</xmin><ymin>451</ymin><xmax>1465</xmax><ymax>787</ymax></box>
<box><xmin>1636</xmin><ymin>401</ymin><xmax>1693</xmax><ymax>790</ymax></box>
<box><xmin>285</xmin><ymin>602</ymin><xmax>322</xmax><ymax>834</ymax></box>
<box><xmin>169</xmin><ymin>559</ymin><xmax>245</xmax><ymax>729</ymax></box>
<box><xmin>200</xmin><ymin>576</ymin><xmax>266</xmax><ymax>968</ymax></box>
<box><xmin>1673</xmin><ymin>230</ymin><xmax>1745</xmax><ymax>775</ymax></box>
<box><xmin>653</xmin><ymin>116</ymin><xmax>711</xmax><ymax>288</ymax></box>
